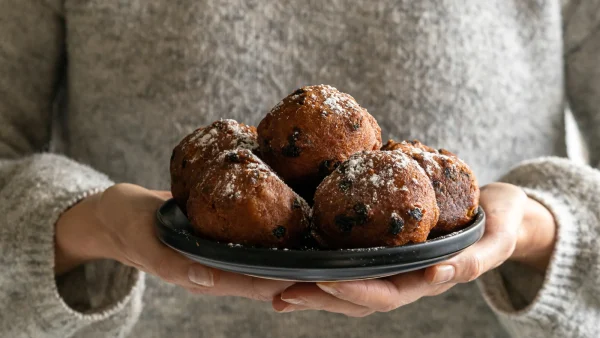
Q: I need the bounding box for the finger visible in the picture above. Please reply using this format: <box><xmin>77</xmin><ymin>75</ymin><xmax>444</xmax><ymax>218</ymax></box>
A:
<box><xmin>137</xmin><ymin>241</ymin><xmax>215</xmax><ymax>288</ymax></box>
<box><xmin>151</xmin><ymin>190</ymin><xmax>173</xmax><ymax>200</ymax></box>
<box><xmin>425</xmin><ymin>282</ymin><xmax>456</xmax><ymax>297</ymax></box>
<box><xmin>272</xmin><ymin>298</ymin><xmax>311</xmax><ymax>313</ymax></box>
<box><xmin>278</xmin><ymin>283</ymin><xmax>374</xmax><ymax>317</ymax></box>
<box><xmin>138</xmin><ymin>241</ymin><xmax>295</xmax><ymax>300</ymax></box>
<box><xmin>315</xmin><ymin>270</ymin><xmax>439</xmax><ymax>312</ymax></box>
<box><xmin>125</xmin><ymin>187</ymin><xmax>294</xmax><ymax>299</ymax></box>
<box><xmin>111</xmin><ymin>184</ymin><xmax>169</xmax><ymax>212</ymax></box>
<box><xmin>201</xmin><ymin>272</ymin><xmax>295</xmax><ymax>301</ymax></box>
<box><xmin>425</xmin><ymin>183</ymin><xmax>527</xmax><ymax>284</ymax></box>
<box><xmin>478</xmin><ymin>183</ymin><xmax>527</xmax><ymax>236</ymax></box>
<box><xmin>185</xmin><ymin>275</ymin><xmax>294</xmax><ymax>302</ymax></box>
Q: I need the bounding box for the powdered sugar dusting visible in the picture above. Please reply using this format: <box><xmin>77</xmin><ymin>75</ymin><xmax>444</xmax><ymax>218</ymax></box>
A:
<box><xmin>318</xmin><ymin>85</ymin><xmax>360</xmax><ymax>117</ymax></box>
<box><xmin>387</xmin><ymin>151</ymin><xmax>410</xmax><ymax>169</ymax></box>
<box><xmin>369</xmin><ymin>174</ymin><xmax>383</xmax><ymax>187</ymax></box>
<box><xmin>412</xmin><ymin>148</ymin><xmax>440</xmax><ymax>168</ymax></box>
<box><xmin>210</xmin><ymin>148</ymin><xmax>316</xmax><ymax>204</ymax></box>
<box><xmin>210</xmin><ymin>149</ymin><xmax>277</xmax><ymax>200</ymax></box>
<box><xmin>389</xmin><ymin>148</ymin><xmax>427</xmax><ymax>176</ymax></box>
<box><xmin>342</xmin><ymin>246</ymin><xmax>386</xmax><ymax>252</ymax></box>
<box><xmin>214</xmin><ymin>169</ymin><xmax>244</xmax><ymax>200</ymax></box>
<box><xmin>268</xmin><ymin>85</ymin><xmax>363</xmax><ymax>120</ymax></box>
<box><xmin>182</xmin><ymin>119</ymin><xmax>258</xmax><ymax>164</ymax></box>
<box><xmin>325</xmin><ymin>151</ymin><xmax>420</xmax><ymax>202</ymax></box>
<box><xmin>323</xmin><ymin>96</ymin><xmax>342</xmax><ymax>113</ymax></box>
<box><xmin>186</xmin><ymin>128</ymin><xmax>204</xmax><ymax>144</ymax></box>
<box><xmin>343</xmin><ymin>156</ymin><xmax>372</xmax><ymax>181</ymax></box>
<box><xmin>392</xmin><ymin>141</ymin><xmax>465</xmax><ymax>178</ymax></box>
<box><xmin>223</xmin><ymin>180</ymin><xmax>235</xmax><ymax>196</ymax></box>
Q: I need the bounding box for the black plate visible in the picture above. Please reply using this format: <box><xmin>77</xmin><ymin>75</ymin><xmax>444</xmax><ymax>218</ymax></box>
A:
<box><xmin>156</xmin><ymin>199</ymin><xmax>485</xmax><ymax>281</ymax></box>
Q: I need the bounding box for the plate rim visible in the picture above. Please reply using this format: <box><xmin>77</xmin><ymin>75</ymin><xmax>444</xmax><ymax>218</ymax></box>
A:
<box><xmin>155</xmin><ymin>198</ymin><xmax>485</xmax><ymax>269</ymax></box>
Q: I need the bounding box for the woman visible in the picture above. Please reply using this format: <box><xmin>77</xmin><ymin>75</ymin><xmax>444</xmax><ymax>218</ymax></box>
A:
<box><xmin>1</xmin><ymin>0</ymin><xmax>599</xmax><ymax>337</ymax></box>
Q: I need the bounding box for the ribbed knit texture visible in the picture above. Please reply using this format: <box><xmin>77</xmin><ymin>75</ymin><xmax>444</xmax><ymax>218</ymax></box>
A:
<box><xmin>1</xmin><ymin>0</ymin><xmax>599</xmax><ymax>337</ymax></box>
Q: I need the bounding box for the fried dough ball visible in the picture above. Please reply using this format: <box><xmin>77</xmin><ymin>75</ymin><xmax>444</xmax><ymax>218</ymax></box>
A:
<box><xmin>170</xmin><ymin>119</ymin><xmax>258</xmax><ymax>213</ymax></box>
<box><xmin>312</xmin><ymin>151</ymin><xmax>439</xmax><ymax>248</ymax></box>
<box><xmin>382</xmin><ymin>139</ymin><xmax>437</xmax><ymax>153</ymax></box>
<box><xmin>382</xmin><ymin>140</ymin><xmax>479</xmax><ymax>233</ymax></box>
<box><xmin>186</xmin><ymin>149</ymin><xmax>311</xmax><ymax>248</ymax></box>
<box><xmin>257</xmin><ymin>85</ymin><xmax>382</xmax><ymax>201</ymax></box>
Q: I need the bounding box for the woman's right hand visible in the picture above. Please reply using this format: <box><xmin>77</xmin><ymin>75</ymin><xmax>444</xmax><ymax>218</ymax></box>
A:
<box><xmin>55</xmin><ymin>183</ymin><xmax>294</xmax><ymax>301</ymax></box>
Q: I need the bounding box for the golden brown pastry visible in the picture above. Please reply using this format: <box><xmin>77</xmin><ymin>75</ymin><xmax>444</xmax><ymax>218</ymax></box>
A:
<box><xmin>170</xmin><ymin>119</ymin><xmax>258</xmax><ymax>213</ymax></box>
<box><xmin>257</xmin><ymin>85</ymin><xmax>382</xmax><ymax>201</ymax></box>
<box><xmin>382</xmin><ymin>139</ymin><xmax>479</xmax><ymax>233</ymax></box>
<box><xmin>186</xmin><ymin>149</ymin><xmax>311</xmax><ymax>248</ymax></box>
<box><xmin>312</xmin><ymin>150</ymin><xmax>439</xmax><ymax>248</ymax></box>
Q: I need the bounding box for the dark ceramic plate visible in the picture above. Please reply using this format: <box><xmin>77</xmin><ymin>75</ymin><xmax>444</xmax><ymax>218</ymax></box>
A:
<box><xmin>155</xmin><ymin>199</ymin><xmax>485</xmax><ymax>282</ymax></box>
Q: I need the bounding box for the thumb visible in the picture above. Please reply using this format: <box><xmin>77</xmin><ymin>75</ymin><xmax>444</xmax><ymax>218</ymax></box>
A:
<box><xmin>426</xmin><ymin>183</ymin><xmax>527</xmax><ymax>284</ymax></box>
<box><xmin>151</xmin><ymin>190</ymin><xmax>173</xmax><ymax>201</ymax></box>
<box><xmin>136</xmin><ymin>189</ymin><xmax>214</xmax><ymax>287</ymax></box>
<box><xmin>143</xmin><ymin>243</ymin><xmax>217</xmax><ymax>288</ymax></box>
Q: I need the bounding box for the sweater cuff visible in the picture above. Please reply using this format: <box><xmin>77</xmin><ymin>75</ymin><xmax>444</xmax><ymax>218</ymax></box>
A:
<box><xmin>48</xmin><ymin>189</ymin><xmax>143</xmax><ymax>326</ymax></box>
<box><xmin>477</xmin><ymin>177</ymin><xmax>583</xmax><ymax>333</ymax></box>
<box><xmin>1</xmin><ymin>154</ymin><xmax>143</xmax><ymax>336</ymax></box>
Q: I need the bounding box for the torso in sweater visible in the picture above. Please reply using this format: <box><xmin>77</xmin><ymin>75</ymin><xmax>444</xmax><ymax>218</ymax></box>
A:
<box><xmin>54</xmin><ymin>1</ymin><xmax>566</xmax><ymax>337</ymax></box>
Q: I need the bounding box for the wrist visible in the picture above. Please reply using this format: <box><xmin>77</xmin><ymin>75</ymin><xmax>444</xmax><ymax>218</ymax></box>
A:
<box><xmin>54</xmin><ymin>191</ymin><xmax>114</xmax><ymax>275</ymax></box>
<box><xmin>510</xmin><ymin>197</ymin><xmax>557</xmax><ymax>271</ymax></box>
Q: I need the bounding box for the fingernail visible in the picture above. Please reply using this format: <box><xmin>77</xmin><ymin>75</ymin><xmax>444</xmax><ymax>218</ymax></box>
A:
<box><xmin>276</xmin><ymin>305</ymin><xmax>296</xmax><ymax>313</ymax></box>
<box><xmin>317</xmin><ymin>283</ymin><xmax>340</xmax><ymax>296</ymax></box>
<box><xmin>188</xmin><ymin>265</ymin><xmax>214</xmax><ymax>287</ymax></box>
<box><xmin>431</xmin><ymin>265</ymin><xmax>455</xmax><ymax>285</ymax></box>
<box><xmin>280</xmin><ymin>296</ymin><xmax>306</xmax><ymax>305</ymax></box>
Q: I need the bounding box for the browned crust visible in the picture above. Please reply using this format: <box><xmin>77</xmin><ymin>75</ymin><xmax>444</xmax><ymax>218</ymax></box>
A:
<box><xmin>257</xmin><ymin>85</ymin><xmax>382</xmax><ymax>200</ymax></box>
<box><xmin>382</xmin><ymin>140</ymin><xmax>480</xmax><ymax>233</ymax></box>
<box><xmin>186</xmin><ymin>149</ymin><xmax>311</xmax><ymax>248</ymax></box>
<box><xmin>313</xmin><ymin>151</ymin><xmax>439</xmax><ymax>248</ymax></box>
<box><xmin>170</xmin><ymin>120</ymin><xmax>258</xmax><ymax>213</ymax></box>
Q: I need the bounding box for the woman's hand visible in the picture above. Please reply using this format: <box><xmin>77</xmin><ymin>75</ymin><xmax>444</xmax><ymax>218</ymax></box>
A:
<box><xmin>55</xmin><ymin>183</ymin><xmax>294</xmax><ymax>301</ymax></box>
<box><xmin>273</xmin><ymin>183</ymin><xmax>557</xmax><ymax>316</ymax></box>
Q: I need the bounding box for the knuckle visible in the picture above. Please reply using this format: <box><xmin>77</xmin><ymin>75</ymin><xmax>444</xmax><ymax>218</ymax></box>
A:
<box><xmin>250</xmin><ymin>293</ymin><xmax>273</xmax><ymax>302</ymax></box>
<box><xmin>154</xmin><ymin>257</ymin><xmax>176</xmax><ymax>283</ymax></box>
<box><xmin>353</xmin><ymin>281</ymin><xmax>375</xmax><ymax>304</ymax></box>
<box><xmin>464</xmin><ymin>254</ymin><xmax>483</xmax><ymax>282</ymax></box>
<box><xmin>373</xmin><ymin>282</ymin><xmax>403</xmax><ymax>312</ymax></box>
<box><xmin>248</xmin><ymin>279</ymin><xmax>274</xmax><ymax>302</ymax></box>
<box><xmin>335</xmin><ymin>281</ymin><xmax>374</xmax><ymax>306</ymax></box>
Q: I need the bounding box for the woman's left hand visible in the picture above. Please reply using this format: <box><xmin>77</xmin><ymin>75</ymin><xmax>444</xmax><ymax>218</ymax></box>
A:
<box><xmin>272</xmin><ymin>183</ymin><xmax>557</xmax><ymax>316</ymax></box>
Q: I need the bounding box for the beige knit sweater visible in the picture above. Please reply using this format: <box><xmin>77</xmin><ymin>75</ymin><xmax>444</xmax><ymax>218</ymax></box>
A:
<box><xmin>1</xmin><ymin>0</ymin><xmax>600</xmax><ymax>337</ymax></box>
